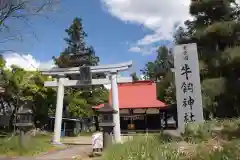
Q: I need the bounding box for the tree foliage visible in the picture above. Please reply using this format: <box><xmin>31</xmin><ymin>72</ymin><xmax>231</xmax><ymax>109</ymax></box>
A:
<box><xmin>0</xmin><ymin>0</ymin><xmax>59</xmax><ymax>42</ymax></box>
<box><xmin>141</xmin><ymin>46</ymin><xmax>175</xmax><ymax>104</ymax></box>
<box><xmin>173</xmin><ymin>0</ymin><xmax>240</xmax><ymax>118</ymax></box>
<box><xmin>142</xmin><ymin>0</ymin><xmax>240</xmax><ymax>118</ymax></box>
<box><xmin>53</xmin><ymin>17</ymin><xmax>108</xmax><ymax>118</ymax></box>
<box><xmin>0</xmin><ymin>17</ymin><xmax>108</xmax><ymax>130</ymax></box>
<box><xmin>54</xmin><ymin>17</ymin><xmax>99</xmax><ymax>68</ymax></box>
<box><xmin>0</xmin><ymin>55</ymin><xmax>56</xmax><ymax>128</ymax></box>
<box><xmin>130</xmin><ymin>72</ymin><xmax>139</xmax><ymax>81</ymax></box>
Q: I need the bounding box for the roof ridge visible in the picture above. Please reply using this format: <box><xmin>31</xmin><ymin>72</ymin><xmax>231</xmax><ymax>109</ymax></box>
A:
<box><xmin>118</xmin><ymin>80</ymin><xmax>154</xmax><ymax>86</ymax></box>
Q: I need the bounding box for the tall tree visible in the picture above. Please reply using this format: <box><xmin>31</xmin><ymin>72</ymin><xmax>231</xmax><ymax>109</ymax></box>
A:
<box><xmin>141</xmin><ymin>46</ymin><xmax>173</xmax><ymax>81</ymax></box>
<box><xmin>154</xmin><ymin>46</ymin><xmax>174</xmax><ymax>79</ymax></box>
<box><xmin>174</xmin><ymin>0</ymin><xmax>240</xmax><ymax>118</ymax></box>
<box><xmin>22</xmin><ymin>71</ymin><xmax>56</xmax><ymax>127</ymax></box>
<box><xmin>141</xmin><ymin>46</ymin><xmax>176</xmax><ymax>104</ymax></box>
<box><xmin>0</xmin><ymin>59</ymin><xmax>56</xmax><ymax>129</ymax></box>
<box><xmin>54</xmin><ymin>17</ymin><xmax>99</xmax><ymax>68</ymax></box>
<box><xmin>53</xmin><ymin>17</ymin><xmax>108</xmax><ymax>118</ymax></box>
<box><xmin>130</xmin><ymin>72</ymin><xmax>139</xmax><ymax>81</ymax></box>
<box><xmin>141</xmin><ymin>62</ymin><xmax>156</xmax><ymax>81</ymax></box>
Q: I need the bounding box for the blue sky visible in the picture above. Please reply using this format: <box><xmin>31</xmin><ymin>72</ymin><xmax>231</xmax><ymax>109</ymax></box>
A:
<box><xmin>1</xmin><ymin>0</ymin><xmax>190</xmax><ymax>76</ymax></box>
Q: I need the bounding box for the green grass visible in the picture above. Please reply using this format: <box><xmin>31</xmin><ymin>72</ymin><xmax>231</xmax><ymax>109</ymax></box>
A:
<box><xmin>103</xmin><ymin>119</ymin><xmax>240</xmax><ymax>160</ymax></box>
<box><xmin>102</xmin><ymin>135</ymin><xmax>179</xmax><ymax>160</ymax></box>
<box><xmin>0</xmin><ymin>133</ymin><xmax>58</xmax><ymax>156</ymax></box>
<box><xmin>103</xmin><ymin>135</ymin><xmax>240</xmax><ymax>160</ymax></box>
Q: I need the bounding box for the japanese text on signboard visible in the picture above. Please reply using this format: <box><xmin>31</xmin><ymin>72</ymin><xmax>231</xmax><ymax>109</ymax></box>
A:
<box><xmin>180</xmin><ymin>45</ymin><xmax>195</xmax><ymax>123</ymax></box>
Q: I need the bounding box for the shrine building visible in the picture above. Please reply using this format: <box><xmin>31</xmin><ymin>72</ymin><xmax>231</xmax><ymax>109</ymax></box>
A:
<box><xmin>93</xmin><ymin>80</ymin><xmax>177</xmax><ymax>133</ymax></box>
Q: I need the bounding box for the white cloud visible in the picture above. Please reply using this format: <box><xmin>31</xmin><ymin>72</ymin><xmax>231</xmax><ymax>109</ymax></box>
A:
<box><xmin>3</xmin><ymin>52</ymin><xmax>55</xmax><ymax>71</ymax></box>
<box><xmin>101</xmin><ymin>0</ymin><xmax>191</xmax><ymax>54</ymax></box>
<box><xmin>103</xmin><ymin>0</ymin><xmax>240</xmax><ymax>55</ymax></box>
<box><xmin>38</xmin><ymin>60</ymin><xmax>56</xmax><ymax>70</ymax></box>
<box><xmin>139</xmin><ymin>74</ymin><xmax>147</xmax><ymax>80</ymax></box>
<box><xmin>128</xmin><ymin>46</ymin><xmax>141</xmax><ymax>52</ymax></box>
<box><xmin>129</xmin><ymin>45</ymin><xmax>158</xmax><ymax>55</ymax></box>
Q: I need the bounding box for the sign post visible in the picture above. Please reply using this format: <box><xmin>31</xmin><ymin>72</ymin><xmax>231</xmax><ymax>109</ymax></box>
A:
<box><xmin>173</xmin><ymin>43</ymin><xmax>204</xmax><ymax>133</ymax></box>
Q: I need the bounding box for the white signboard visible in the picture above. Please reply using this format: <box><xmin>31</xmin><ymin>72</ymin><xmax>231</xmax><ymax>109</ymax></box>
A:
<box><xmin>173</xmin><ymin>43</ymin><xmax>204</xmax><ymax>132</ymax></box>
<box><xmin>92</xmin><ymin>132</ymin><xmax>103</xmax><ymax>150</ymax></box>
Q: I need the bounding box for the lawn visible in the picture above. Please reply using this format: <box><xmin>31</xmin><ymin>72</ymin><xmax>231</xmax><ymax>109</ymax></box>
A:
<box><xmin>103</xmin><ymin>119</ymin><xmax>240</xmax><ymax>160</ymax></box>
<box><xmin>0</xmin><ymin>133</ymin><xmax>59</xmax><ymax>156</ymax></box>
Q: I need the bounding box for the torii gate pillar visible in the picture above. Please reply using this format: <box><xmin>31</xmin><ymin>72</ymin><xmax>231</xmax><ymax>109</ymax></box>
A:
<box><xmin>110</xmin><ymin>73</ymin><xmax>121</xmax><ymax>143</ymax></box>
<box><xmin>53</xmin><ymin>74</ymin><xmax>122</xmax><ymax>144</ymax></box>
<box><xmin>53</xmin><ymin>77</ymin><xmax>65</xmax><ymax>145</ymax></box>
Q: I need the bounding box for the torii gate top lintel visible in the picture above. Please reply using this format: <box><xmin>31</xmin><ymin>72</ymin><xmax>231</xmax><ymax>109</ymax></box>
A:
<box><xmin>40</xmin><ymin>61</ymin><xmax>133</xmax><ymax>76</ymax></box>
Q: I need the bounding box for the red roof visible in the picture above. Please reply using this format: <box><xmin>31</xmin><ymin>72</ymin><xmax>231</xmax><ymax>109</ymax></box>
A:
<box><xmin>93</xmin><ymin>80</ymin><xmax>167</xmax><ymax>109</ymax></box>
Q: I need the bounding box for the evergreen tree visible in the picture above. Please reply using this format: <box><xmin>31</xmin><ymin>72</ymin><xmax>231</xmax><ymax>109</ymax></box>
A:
<box><xmin>175</xmin><ymin>0</ymin><xmax>240</xmax><ymax>118</ymax></box>
<box><xmin>53</xmin><ymin>17</ymin><xmax>108</xmax><ymax>118</ymax></box>
<box><xmin>130</xmin><ymin>72</ymin><xmax>139</xmax><ymax>81</ymax></box>
<box><xmin>54</xmin><ymin>17</ymin><xmax>99</xmax><ymax>68</ymax></box>
<box><xmin>141</xmin><ymin>46</ymin><xmax>173</xmax><ymax>81</ymax></box>
<box><xmin>141</xmin><ymin>46</ymin><xmax>175</xmax><ymax>104</ymax></box>
<box><xmin>141</xmin><ymin>62</ymin><xmax>156</xmax><ymax>81</ymax></box>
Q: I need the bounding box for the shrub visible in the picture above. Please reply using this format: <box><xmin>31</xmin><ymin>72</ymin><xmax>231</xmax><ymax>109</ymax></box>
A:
<box><xmin>183</xmin><ymin>119</ymin><xmax>240</xmax><ymax>142</ymax></box>
<box><xmin>183</xmin><ymin>122</ymin><xmax>213</xmax><ymax>143</ymax></box>
<box><xmin>190</xmin><ymin>140</ymin><xmax>240</xmax><ymax>160</ymax></box>
<box><xmin>219</xmin><ymin>119</ymin><xmax>240</xmax><ymax>140</ymax></box>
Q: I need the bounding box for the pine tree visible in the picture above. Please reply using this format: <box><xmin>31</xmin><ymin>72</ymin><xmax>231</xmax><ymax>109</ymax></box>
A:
<box><xmin>141</xmin><ymin>46</ymin><xmax>176</xmax><ymax>104</ymax></box>
<box><xmin>174</xmin><ymin>0</ymin><xmax>240</xmax><ymax>117</ymax></box>
<box><xmin>130</xmin><ymin>72</ymin><xmax>139</xmax><ymax>81</ymax></box>
<box><xmin>53</xmin><ymin>17</ymin><xmax>108</xmax><ymax>118</ymax></box>
<box><xmin>54</xmin><ymin>17</ymin><xmax>99</xmax><ymax>68</ymax></box>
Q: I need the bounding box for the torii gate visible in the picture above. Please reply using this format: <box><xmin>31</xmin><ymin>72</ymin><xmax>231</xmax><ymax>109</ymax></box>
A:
<box><xmin>40</xmin><ymin>61</ymin><xmax>133</xmax><ymax>145</ymax></box>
